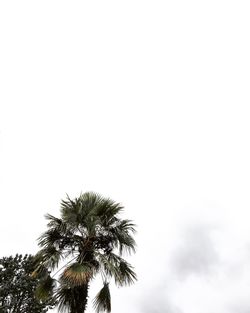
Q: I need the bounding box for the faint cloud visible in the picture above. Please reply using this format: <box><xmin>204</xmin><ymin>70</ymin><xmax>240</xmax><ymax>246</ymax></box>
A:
<box><xmin>139</xmin><ymin>285</ymin><xmax>183</xmax><ymax>313</ymax></box>
<box><xmin>170</xmin><ymin>224</ymin><xmax>220</xmax><ymax>280</ymax></box>
<box><xmin>142</xmin><ymin>302</ymin><xmax>183</xmax><ymax>313</ymax></box>
<box><xmin>228</xmin><ymin>301</ymin><xmax>250</xmax><ymax>313</ymax></box>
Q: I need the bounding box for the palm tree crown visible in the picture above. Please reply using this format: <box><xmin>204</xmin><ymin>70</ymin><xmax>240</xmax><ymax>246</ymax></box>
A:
<box><xmin>34</xmin><ymin>192</ymin><xmax>137</xmax><ymax>313</ymax></box>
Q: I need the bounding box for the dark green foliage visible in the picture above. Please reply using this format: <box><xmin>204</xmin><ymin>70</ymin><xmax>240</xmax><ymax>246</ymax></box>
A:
<box><xmin>93</xmin><ymin>282</ymin><xmax>111</xmax><ymax>313</ymax></box>
<box><xmin>35</xmin><ymin>192</ymin><xmax>137</xmax><ymax>313</ymax></box>
<box><xmin>0</xmin><ymin>254</ymin><xmax>55</xmax><ymax>313</ymax></box>
<box><xmin>56</xmin><ymin>284</ymin><xmax>89</xmax><ymax>313</ymax></box>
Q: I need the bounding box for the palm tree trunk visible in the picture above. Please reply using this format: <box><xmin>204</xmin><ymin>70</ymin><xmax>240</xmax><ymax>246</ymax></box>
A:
<box><xmin>70</xmin><ymin>283</ymin><xmax>89</xmax><ymax>313</ymax></box>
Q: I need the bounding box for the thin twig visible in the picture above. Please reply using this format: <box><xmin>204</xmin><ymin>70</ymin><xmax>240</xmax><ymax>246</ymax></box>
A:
<box><xmin>52</xmin><ymin>256</ymin><xmax>78</xmax><ymax>278</ymax></box>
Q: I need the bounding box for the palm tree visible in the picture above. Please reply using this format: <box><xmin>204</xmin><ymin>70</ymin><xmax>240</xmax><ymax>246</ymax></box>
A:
<box><xmin>33</xmin><ymin>192</ymin><xmax>137</xmax><ymax>313</ymax></box>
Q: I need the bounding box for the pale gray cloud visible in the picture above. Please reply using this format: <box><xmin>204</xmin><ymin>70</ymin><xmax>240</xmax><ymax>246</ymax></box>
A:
<box><xmin>1</xmin><ymin>1</ymin><xmax>250</xmax><ymax>313</ymax></box>
<box><xmin>142</xmin><ymin>301</ymin><xmax>183</xmax><ymax>313</ymax></box>
<box><xmin>170</xmin><ymin>224</ymin><xmax>220</xmax><ymax>280</ymax></box>
<box><xmin>228</xmin><ymin>300</ymin><xmax>250</xmax><ymax>313</ymax></box>
<box><xmin>139</xmin><ymin>282</ymin><xmax>183</xmax><ymax>313</ymax></box>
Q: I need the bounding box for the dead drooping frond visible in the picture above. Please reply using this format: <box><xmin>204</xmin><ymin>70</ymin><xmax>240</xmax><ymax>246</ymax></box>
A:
<box><xmin>61</xmin><ymin>262</ymin><xmax>94</xmax><ymax>287</ymax></box>
<box><xmin>93</xmin><ymin>282</ymin><xmax>111</xmax><ymax>313</ymax></box>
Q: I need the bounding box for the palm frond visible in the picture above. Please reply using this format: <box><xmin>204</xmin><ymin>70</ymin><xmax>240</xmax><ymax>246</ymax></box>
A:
<box><xmin>61</xmin><ymin>196</ymin><xmax>82</xmax><ymax>226</ymax></box>
<box><xmin>111</xmin><ymin>232</ymin><xmax>136</xmax><ymax>255</ymax></box>
<box><xmin>117</xmin><ymin>219</ymin><xmax>137</xmax><ymax>233</ymax></box>
<box><xmin>38</xmin><ymin>228</ymin><xmax>62</xmax><ymax>248</ymax></box>
<box><xmin>56</xmin><ymin>284</ymin><xmax>89</xmax><ymax>313</ymax></box>
<box><xmin>45</xmin><ymin>214</ymin><xmax>69</xmax><ymax>233</ymax></box>
<box><xmin>79</xmin><ymin>192</ymin><xmax>104</xmax><ymax>214</ymax></box>
<box><xmin>38</xmin><ymin>221</ymin><xmax>76</xmax><ymax>257</ymax></box>
<box><xmin>31</xmin><ymin>261</ymin><xmax>48</xmax><ymax>278</ymax></box>
<box><xmin>60</xmin><ymin>192</ymin><xmax>127</xmax><ymax>229</ymax></box>
<box><xmin>97</xmin><ymin>252</ymin><xmax>137</xmax><ymax>287</ymax></box>
<box><xmin>96</xmin><ymin>253</ymin><xmax>117</xmax><ymax>280</ymax></box>
<box><xmin>35</xmin><ymin>275</ymin><xmax>56</xmax><ymax>301</ymax></box>
<box><xmin>34</xmin><ymin>246</ymin><xmax>62</xmax><ymax>271</ymax></box>
<box><xmin>93</xmin><ymin>282</ymin><xmax>111</xmax><ymax>313</ymax></box>
<box><xmin>60</xmin><ymin>262</ymin><xmax>93</xmax><ymax>287</ymax></box>
<box><xmin>105</xmin><ymin>220</ymin><xmax>136</xmax><ymax>255</ymax></box>
<box><xmin>93</xmin><ymin>197</ymin><xmax>123</xmax><ymax>220</ymax></box>
<box><xmin>118</xmin><ymin>260</ymin><xmax>137</xmax><ymax>286</ymax></box>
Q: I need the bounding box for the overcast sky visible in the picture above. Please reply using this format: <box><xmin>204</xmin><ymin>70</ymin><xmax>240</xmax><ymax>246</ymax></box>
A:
<box><xmin>1</xmin><ymin>1</ymin><xmax>250</xmax><ymax>313</ymax></box>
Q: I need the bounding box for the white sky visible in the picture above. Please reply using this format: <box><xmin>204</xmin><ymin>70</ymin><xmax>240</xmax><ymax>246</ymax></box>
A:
<box><xmin>1</xmin><ymin>1</ymin><xmax>250</xmax><ymax>312</ymax></box>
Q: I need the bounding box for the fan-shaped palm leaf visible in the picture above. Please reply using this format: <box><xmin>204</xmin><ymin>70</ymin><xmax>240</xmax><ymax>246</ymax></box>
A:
<box><xmin>93</xmin><ymin>282</ymin><xmax>111</xmax><ymax>313</ymax></box>
<box><xmin>96</xmin><ymin>252</ymin><xmax>137</xmax><ymax>287</ymax></box>
<box><xmin>34</xmin><ymin>246</ymin><xmax>62</xmax><ymax>271</ymax></box>
<box><xmin>56</xmin><ymin>284</ymin><xmax>89</xmax><ymax>313</ymax></box>
<box><xmin>35</xmin><ymin>275</ymin><xmax>56</xmax><ymax>301</ymax></box>
<box><xmin>61</xmin><ymin>262</ymin><xmax>93</xmax><ymax>287</ymax></box>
